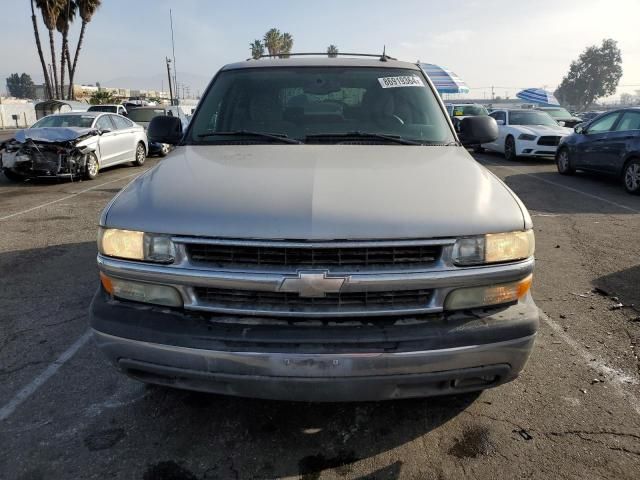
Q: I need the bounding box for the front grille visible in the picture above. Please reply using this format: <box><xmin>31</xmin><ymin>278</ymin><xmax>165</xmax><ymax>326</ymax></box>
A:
<box><xmin>186</xmin><ymin>243</ymin><xmax>441</xmax><ymax>269</ymax></box>
<box><xmin>194</xmin><ymin>287</ymin><xmax>433</xmax><ymax>314</ymax></box>
<box><xmin>537</xmin><ymin>136</ymin><xmax>561</xmax><ymax>146</ymax></box>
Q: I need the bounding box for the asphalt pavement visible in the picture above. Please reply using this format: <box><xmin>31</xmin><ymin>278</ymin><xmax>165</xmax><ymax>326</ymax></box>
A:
<box><xmin>0</xmin><ymin>150</ymin><xmax>639</xmax><ymax>479</ymax></box>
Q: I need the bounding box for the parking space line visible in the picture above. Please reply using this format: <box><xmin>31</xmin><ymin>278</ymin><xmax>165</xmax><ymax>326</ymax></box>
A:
<box><xmin>0</xmin><ymin>330</ymin><xmax>91</xmax><ymax>422</ymax></box>
<box><xmin>0</xmin><ymin>170</ymin><xmax>144</xmax><ymax>222</ymax></box>
<box><xmin>541</xmin><ymin>312</ymin><xmax>640</xmax><ymax>416</ymax></box>
<box><xmin>478</xmin><ymin>159</ymin><xmax>640</xmax><ymax>214</ymax></box>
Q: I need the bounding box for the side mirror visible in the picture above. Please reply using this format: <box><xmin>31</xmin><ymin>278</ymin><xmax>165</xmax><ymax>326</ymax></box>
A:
<box><xmin>496</xmin><ymin>119</ymin><xmax>505</xmax><ymax>126</ymax></box>
<box><xmin>458</xmin><ymin>116</ymin><xmax>498</xmax><ymax>146</ymax></box>
<box><xmin>148</xmin><ymin>115</ymin><xmax>183</xmax><ymax>145</ymax></box>
<box><xmin>557</xmin><ymin>121</ymin><xmax>566</xmax><ymax>127</ymax></box>
<box><xmin>574</xmin><ymin>124</ymin><xmax>584</xmax><ymax>134</ymax></box>
<box><xmin>99</xmin><ymin>129</ymin><xmax>111</xmax><ymax>135</ymax></box>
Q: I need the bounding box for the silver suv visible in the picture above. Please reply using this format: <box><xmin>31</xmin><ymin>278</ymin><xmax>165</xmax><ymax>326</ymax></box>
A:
<box><xmin>91</xmin><ymin>55</ymin><xmax>537</xmax><ymax>402</ymax></box>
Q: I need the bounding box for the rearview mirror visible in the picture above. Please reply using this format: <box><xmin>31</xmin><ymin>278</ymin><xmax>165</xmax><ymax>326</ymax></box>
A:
<box><xmin>148</xmin><ymin>115</ymin><xmax>183</xmax><ymax>145</ymax></box>
<box><xmin>458</xmin><ymin>116</ymin><xmax>498</xmax><ymax>146</ymax></box>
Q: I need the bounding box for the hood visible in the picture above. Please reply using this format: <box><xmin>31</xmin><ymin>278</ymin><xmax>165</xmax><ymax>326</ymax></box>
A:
<box><xmin>15</xmin><ymin>127</ymin><xmax>96</xmax><ymax>143</ymax></box>
<box><xmin>104</xmin><ymin>145</ymin><xmax>527</xmax><ymax>240</ymax></box>
<box><xmin>516</xmin><ymin>124</ymin><xmax>573</xmax><ymax>136</ymax></box>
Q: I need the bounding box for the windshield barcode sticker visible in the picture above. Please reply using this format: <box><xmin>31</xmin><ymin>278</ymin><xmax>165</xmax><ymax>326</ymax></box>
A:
<box><xmin>378</xmin><ymin>76</ymin><xmax>425</xmax><ymax>88</ymax></box>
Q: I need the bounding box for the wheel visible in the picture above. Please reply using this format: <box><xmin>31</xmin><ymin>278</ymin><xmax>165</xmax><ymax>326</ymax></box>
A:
<box><xmin>556</xmin><ymin>148</ymin><xmax>575</xmax><ymax>175</ymax></box>
<box><xmin>84</xmin><ymin>153</ymin><xmax>99</xmax><ymax>180</ymax></box>
<box><xmin>134</xmin><ymin>142</ymin><xmax>146</xmax><ymax>166</ymax></box>
<box><xmin>623</xmin><ymin>159</ymin><xmax>640</xmax><ymax>195</ymax></box>
<box><xmin>473</xmin><ymin>145</ymin><xmax>485</xmax><ymax>153</ymax></box>
<box><xmin>158</xmin><ymin>143</ymin><xmax>170</xmax><ymax>157</ymax></box>
<box><xmin>504</xmin><ymin>136</ymin><xmax>518</xmax><ymax>161</ymax></box>
<box><xmin>2</xmin><ymin>168</ymin><xmax>25</xmax><ymax>182</ymax></box>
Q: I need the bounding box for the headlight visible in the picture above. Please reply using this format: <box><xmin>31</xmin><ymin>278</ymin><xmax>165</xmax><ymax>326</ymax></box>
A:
<box><xmin>518</xmin><ymin>134</ymin><xmax>537</xmax><ymax>141</ymax></box>
<box><xmin>452</xmin><ymin>230</ymin><xmax>535</xmax><ymax>266</ymax></box>
<box><xmin>100</xmin><ymin>273</ymin><xmax>183</xmax><ymax>307</ymax></box>
<box><xmin>445</xmin><ymin>275</ymin><xmax>532</xmax><ymax>310</ymax></box>
<box><xmin>98</xmin><ymin>227</ymin><xmax>176</xmax><ymax>263</ymax></box>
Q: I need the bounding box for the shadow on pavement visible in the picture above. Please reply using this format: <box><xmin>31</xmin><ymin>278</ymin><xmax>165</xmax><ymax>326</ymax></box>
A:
<box><xmin>131</xmin><ymin>386</ymin><xmax>480</xmax><ymax>479</ymax></box>
<box><xmin>594</xmin><ymin>264</ymin><xmax>640</xmax><ymax>309</ymax></box>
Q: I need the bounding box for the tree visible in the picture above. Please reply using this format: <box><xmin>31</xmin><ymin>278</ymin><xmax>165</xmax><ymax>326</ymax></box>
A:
<box><xmin>620</xmin><ymin>92</ymin><xmax>633</xmax><ymax>105</ymax></box>
<box><xmin>6</xmin><ymin>73</ymin><xmax>37</xmax><ymax>98</ymax></box>
<box><xmin>89</xmin><ymin>90</ymin><xmax>114</xmax><ymax>105</ymax></box>
<box><xmin>327</xmin><ymin>44</ymin><xmax>339</xmax><ymax>58</ymax></box>
<box><xmin>56</xmin><ymin>0</ymin><xmax>77</xmax><ymax>100</ymax></box>
<box><xmin>555</xmin><ymin>39</ymin><xmax>623</xmax><ymax>110</ymax></box>
<box><xmin>250</xmin><ymin>39</ymin><xmax>264</xmax><ymax>59</ymax></box>
<box><xmin>68</xmin><ymin>0</ymin><xmax>101</xmax><ymax>99</ymax></box>
<box><xmin>261</xmin><ymin>28</ymin><xmax>293</xmax><ymax>57</ymax></box>
<box><xmin>30</xmin><ymin>0</ymin><xmax>52</xmax><ymax>99</ymax></box>
<box><xmin>36</xmin><ymin>0</ymin><xmax>64</xmax><ymax>98</ymax></box>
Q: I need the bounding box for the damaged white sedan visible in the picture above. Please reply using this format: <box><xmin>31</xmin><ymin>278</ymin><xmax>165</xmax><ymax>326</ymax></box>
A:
<box><xmin>0</xmin><ymin>112</ymin><xmax>148</xmax><ymax>181</ymax></box>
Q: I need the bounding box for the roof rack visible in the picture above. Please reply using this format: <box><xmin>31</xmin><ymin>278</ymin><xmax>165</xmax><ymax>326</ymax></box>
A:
<box><xmin>245</xmin><ymin>52</ymin><xmax>397</xmax><ymax>62</ymax></box>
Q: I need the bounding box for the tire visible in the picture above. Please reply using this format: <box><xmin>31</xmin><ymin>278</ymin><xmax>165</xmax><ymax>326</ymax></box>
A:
<box><xmin>84</xmin><ymin>153</ymin><xmax>99</xmax><ymax>180</ymax></box>
<box><xmin>623</xmin><ymin>159</ymin><xmax>640</xmax><ymax>195</ymax></box>
<box><xmin>473</xmin><ymin>145</ymin><xmax>485</xmax><ymax>153</ymax></box>
<box><xmin>158</xmin><ymin>143</ymin><xmax>170</xmax><ymax>157</ymax></box>
<box><xmin>2</xmin><ymin>168</ymin><xmax>25</xmax><ymax>182</ymax></box>
<box><xmin>504</xmin><ymin>136</ymin><xmax>518</xmax><ymax>161</ymax></box>
<box><xmin>556</xmin><ymin>148</ymin><xmax>575</xmax><ymax>175</ymax></box>
<box><xmin>134</xmin><ymin>142</ymin><xmax>146</xmax><ymax>166</ymax></box>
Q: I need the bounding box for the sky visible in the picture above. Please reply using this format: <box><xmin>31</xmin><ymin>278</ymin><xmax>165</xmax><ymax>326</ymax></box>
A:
<box><xmin>1</xmin><ymin>0</ymin><xmax>639</xmax><ymax>100</ymax></box>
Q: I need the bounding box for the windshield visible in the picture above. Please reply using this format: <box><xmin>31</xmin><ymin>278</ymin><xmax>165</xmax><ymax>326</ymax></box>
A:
<box><xmin>541</xmin><ymin>108</ymin><xmax>572</xmax><ymax>119</ymax></box>
<box><xmin>128</xmin><ymin>108</ymin><xmax>166</xmax><ymax>122</ymax></box>
<box><xmin>87</xmin><ymin>105</ymin><xmax>117</xmax><ymax>113</ymax></box>
<box><xmin>509</xmin><ymin>111</ymin><xmax>558</xmax><ymax>126</ymax></box>
<box><xmin>452</xmin><ymin>105</ymin><xmax>488</xmax><ymax>116</ymax></box>
<box><xmin>32</xmin><ymin>114</ymin><xmax>95</xmax><ymax>128</ymax></box>
<box><xmin>187</xmin><ymin>67</ymin><xmax>454</xmax><ymax>144</ymax></box>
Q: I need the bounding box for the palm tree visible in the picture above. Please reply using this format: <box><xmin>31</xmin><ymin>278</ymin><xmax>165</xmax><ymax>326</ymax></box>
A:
<box><xmin>279</xmin><ymin>32</ymin><xmax>293</xmax><ymax>58</ymax></box>
<box><xmin>36</xmin><ymin>0</ymin><xmax>64</xmax><ymax>98</ymax></box>
<box><xmin>327</xmin><ymin>44</ymin><xmax>339</xmax><ymax>58</ymax></box>
<box><xmin>68</xmin><ymin>0</ymin><xmax>101</xmax><ymax>99</ymax></box>
<box><xmin>250</xmin><ymin>39</ymin><xmax>264</xmax><ymax>59</ymax></box>
<box><xmin>56</xmin><ymin>0</ymin><xmax>77</xmax><ymax>99</ymax></box>
<box><xmin>263</xmin><ymin>28</ymin><xmax>281</xmax><ymax>57</ymax></box>
<box><xmin>30</xmin><ymin>0</ymin><xmax>52</xmax><ymax>98</ymax></box>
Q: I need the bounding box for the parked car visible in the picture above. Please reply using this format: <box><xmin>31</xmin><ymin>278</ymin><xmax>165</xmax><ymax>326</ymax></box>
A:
<box><xmin>535</xmin><ymin>106</ymin><xmax>583</xmax><ymax>128</ymax></box>
<box><xmin>0</xmin><ymin>112</ymin><xmax>147</xmax><ymax>181</ymax></box>
<box><xmin>445</xmin><ymin>103</ymin><xmax>489</xmax><ymax>132</ymax></box>
<box><xmin>127</xmin><ymin>106</ymin><xmax>189</xmax><ymax>156</ymax></box>
<box><xmin>88</xmin><ymin>104</ymin><xmax>129</xmax><ymax>116</ymax></box>
<box><xmin>480</xmin><ymin>109</ymin><xmax>573</xmax><ymax>160</ymax></box>
<box><xmin>556</xmin><ymin>108</ymin><xmax>640</xmax><ymax>194</ymax></box>
<box><xmin>577</xmin><ymin>111</ymin><xmax>604</xmax><ymax>123</ymax></box>
<box><xmin>91</xmin><ymin>55</ymin><xmax>537</xmax><ymax>402</ymax></box>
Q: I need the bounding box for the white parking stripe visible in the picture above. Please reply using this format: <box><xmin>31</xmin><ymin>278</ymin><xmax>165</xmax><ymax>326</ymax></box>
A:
<box><xmin>0</xmin><ymin>170</ymin><xmax>143</xmax><ymax>222</ymax></box>
<box><xmin>0</xmin><ymin>330</ymin><xmax>92</xmax><ymax>421</ymax></box>
<box><xmin>478</xmin><ymin>159</ymin><xmax>640</xmax><ymax>214</ymax></box>
<box><xmin>541</xmin><ymin>312</ymin><xmax>640</xmax><ymax>416</ymax></box>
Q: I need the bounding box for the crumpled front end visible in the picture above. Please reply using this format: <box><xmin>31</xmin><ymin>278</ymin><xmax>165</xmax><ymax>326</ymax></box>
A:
<box><xmin>1</xmin><ymin>129</ymin><xmax>97</xmax><ymax>179</ymax></box>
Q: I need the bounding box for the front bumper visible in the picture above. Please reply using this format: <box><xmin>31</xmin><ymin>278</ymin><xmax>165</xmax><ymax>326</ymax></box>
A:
<box><xmin>516</xmin><ymin>140</ymin><xmax>560</xmax><ymax>157</ymax></box>
<box><xmin>90</xmin><ymin>289</ymin><xmax>539</xmax><ymax>402</ymax></box>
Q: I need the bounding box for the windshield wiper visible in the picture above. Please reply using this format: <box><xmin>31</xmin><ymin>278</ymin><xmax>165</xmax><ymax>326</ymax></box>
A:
<box><xmin>305</xmin><ymin>132</ymin><xmax>439</xmax><ymax>146</ymax></box>
<box><xmin>197</xmin><ymin>130</ymin><xmax>302</xmax><ymax>144</ymax></box>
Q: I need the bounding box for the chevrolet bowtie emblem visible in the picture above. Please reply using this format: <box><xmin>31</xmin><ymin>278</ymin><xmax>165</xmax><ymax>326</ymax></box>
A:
<box><xmin>279</xmin><ymin>270</ymin><xmax>348</xmax><ymax>298</ymax></box>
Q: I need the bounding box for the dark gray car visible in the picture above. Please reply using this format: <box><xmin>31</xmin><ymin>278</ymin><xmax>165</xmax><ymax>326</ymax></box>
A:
<box><xmin>90</xmin><ymin>56</ymin><xmax>537</xmax><ymax>402</ymax></box>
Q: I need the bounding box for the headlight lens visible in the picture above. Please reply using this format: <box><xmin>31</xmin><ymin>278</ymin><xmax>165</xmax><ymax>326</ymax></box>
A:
<box><xmin>100</xmin><ymin>273</ymin><xmax>183</xmax><ymax>307</ymax></box>
<box><xmin>98</xmin><ymin>227</ymin><xmax>176</xmax><ymax>263</ymax></box>
<box><xmin>453</xmin><ymin>230</ymin><xmax>535</xmax><ymax>266</ymax></box>
<box><xmin>445</xmin><ymin>275</ymin><xmax>532</xmax><ymax>310</ymax></box>
<box><xmin>518</xmin><ymin>134</ymin><xmax>537</xmax><ymax>141</ymax></box>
